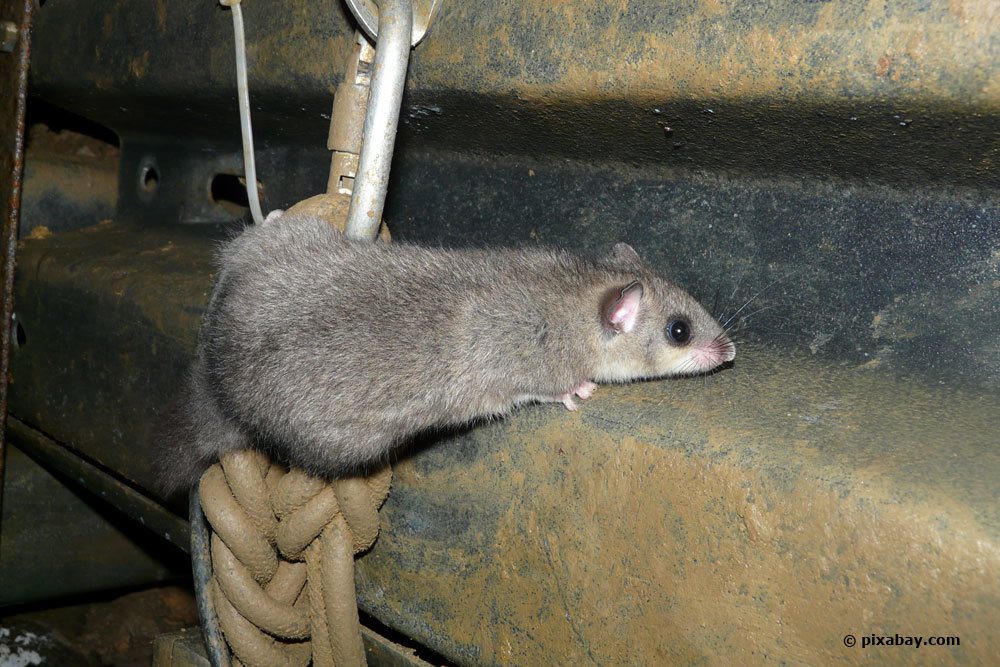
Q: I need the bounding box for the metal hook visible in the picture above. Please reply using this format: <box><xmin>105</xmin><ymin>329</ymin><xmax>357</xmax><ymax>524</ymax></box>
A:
<box><xmin>343</xmin><ymin>0</ymin><xmax>418</xmax><ymax>241</ymax></box>
<box><xmin>344</xmin><ymin>0</ymin><xmax>441</xmax><ymax>47</ymax></box>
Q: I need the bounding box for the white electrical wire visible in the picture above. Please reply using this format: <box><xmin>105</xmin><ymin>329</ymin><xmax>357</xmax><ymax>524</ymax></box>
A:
<box><xmin>221</xmin><ymin>0</ymin><xmax>265</xmax><ymax>226</ymax></box>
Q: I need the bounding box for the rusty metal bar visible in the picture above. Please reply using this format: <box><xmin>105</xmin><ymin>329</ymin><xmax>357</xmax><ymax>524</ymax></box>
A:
<box><xmin>0</xmin><ymin>0</ymin><xmax>33</xmax><ymax>526</ymax></box>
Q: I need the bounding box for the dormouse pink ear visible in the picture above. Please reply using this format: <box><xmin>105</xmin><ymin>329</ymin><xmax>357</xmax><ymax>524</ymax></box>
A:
<box><xmin>602</xmin><ymin>281</ymin><xmax>644</xmax><ymax>334</ymax></box>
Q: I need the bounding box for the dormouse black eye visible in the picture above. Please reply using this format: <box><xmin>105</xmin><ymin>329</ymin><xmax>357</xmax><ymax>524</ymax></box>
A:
<box><xmin>667</xmin><ymin>320</ymin><xmax>691</xmax><ymax>345</ymax></box>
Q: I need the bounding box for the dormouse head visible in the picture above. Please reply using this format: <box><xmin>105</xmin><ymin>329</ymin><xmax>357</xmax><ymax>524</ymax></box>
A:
<box><xmin>594</xmin><ymin>243</ymin><xmax>735</xmax><ymax>382</ymax></box>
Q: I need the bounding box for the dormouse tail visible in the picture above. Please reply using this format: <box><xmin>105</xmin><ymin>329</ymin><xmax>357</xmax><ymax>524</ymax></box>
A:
<box><xmin>153</xmin><ymin>359</ymin><xmax>248</xmax><ymax>497</ymax></box>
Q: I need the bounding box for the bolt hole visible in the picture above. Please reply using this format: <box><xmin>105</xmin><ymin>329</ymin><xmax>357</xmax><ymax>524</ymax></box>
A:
<box><xmin>11</xmin><ymin>316</ymin><xmax>25</xmax><ymax>349</ymax></box>
<box><xmin>210</xmin><ymin>173</ymin><xmax>261</xmax><ymax>217</ymax></box>
<box><xmin>140</xmin><ymin>164</ymin><xmax>159</xmax><ymax>194</ymax></box>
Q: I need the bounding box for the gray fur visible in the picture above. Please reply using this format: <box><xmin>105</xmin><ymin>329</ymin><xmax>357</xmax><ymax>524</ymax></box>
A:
<box><xmin>158</xmin><ymin>213</ymin><xmax>734</xmax><ymax>492</ymax></box>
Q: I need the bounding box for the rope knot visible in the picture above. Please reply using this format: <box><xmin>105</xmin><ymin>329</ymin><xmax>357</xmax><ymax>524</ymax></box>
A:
<box><xmin>199</xmin><ymin>450</ymin><xmax>391</xmax><ymax>666</ymax></box>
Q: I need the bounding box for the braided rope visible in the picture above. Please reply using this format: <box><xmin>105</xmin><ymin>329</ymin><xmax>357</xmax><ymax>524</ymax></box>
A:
<box><xmin>200</xmin><ymin>450</ymin><xmax>392</xmax><ymax>666</ymax></box>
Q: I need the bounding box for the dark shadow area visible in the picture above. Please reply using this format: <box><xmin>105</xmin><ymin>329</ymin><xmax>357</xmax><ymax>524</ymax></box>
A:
<box><xmin>26</xmin><ymin>98</ymin><xmax>121</xmax><ymax>149</ymax></box>
<box><xmin>360</xmin><ymin>610</ymin><xmax>456</xmax><ymax>666</ymax></box>
<box><xmin>210</xmin><ymin>173</ymin><xmax>252</xmax><ymax>216</ymax></box>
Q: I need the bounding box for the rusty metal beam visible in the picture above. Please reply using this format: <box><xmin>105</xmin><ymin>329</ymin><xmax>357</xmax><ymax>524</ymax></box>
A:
<box><xmin>25</xmin><ymin>0</ymin><xmax>1000</xmax><ymax>192</ymax></box>
<box><xmin>0</xmin><ymin>0</ymin><xmax>33</xmax><ymax>526</ymax></box>
<box><xmin>355</xmin><ymin>359</ymin><xmax>1000</xmax><ymax>663</ymax></box>
<box><xmin>0</xmin><ymin>436</ymin><xmax>184</xmax><ymax>606</ymax></box>
<box><xmin>7</xmin><ymin>416</ymin><xmax>189</xmax><ymax>552</ymax></box>
<box><xmin>8</xmin><ymin>219</ymin><xmax>215</xmax><ymax>494</ymax></box>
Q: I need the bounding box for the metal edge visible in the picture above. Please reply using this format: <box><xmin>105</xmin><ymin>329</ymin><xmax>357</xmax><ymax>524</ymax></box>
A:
<box><xmin>5</xmin><ymin>416</ymin><xmax>190</xmax><ymax>551</ymax></box>
<box><xmin>0</xmin><ymin>0</ymin><xmax>35</xmax><ymax>544</ymax></box>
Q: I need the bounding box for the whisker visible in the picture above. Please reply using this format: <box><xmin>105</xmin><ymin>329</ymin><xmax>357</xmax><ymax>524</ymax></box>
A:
<box><xmin>736</xmin><ymin>328</ymin><xmax>813</xmax><ymax>340</ymax></box>
<box><xmin>721</xmin><ymin>271</ymin><xmax>796</xmax><ymax>330</ymax></box>
<box><xmin>738</xmin><ymin>303</ymin><xmax>781</xmax><ymax>321</ymax></box>
<box><xmin>725</xmin><ymin>304</ymin><xmax>782</xmax><ymax>333</ymax></box>
<box><xmin>719</xmin><ymin>253</ymin><xmax>756</xmax><ymax>323</ymax></box>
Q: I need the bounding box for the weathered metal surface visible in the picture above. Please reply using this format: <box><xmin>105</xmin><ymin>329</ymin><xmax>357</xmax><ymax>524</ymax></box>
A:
<box><xmin>400</xmin><ymin>0</ymin><xmax>1000</xmax><ymax>187</ymax></box>
<box><xmin>18</xmin><ymin>119</ymin><xmax>119</xmax><ymax>236</ymax></box>
<box><xmin>411</xmin><ymin>1</ymin><xmax>1000</xmax><ymax>105</ymax></box>
<box><xmin>26</xmin><ymin>0</ymin><xmax>1000</xmax><ymax>193</ymax></box>
<box><xmin>20</xmin><ymin>0</ymin><xmax>999</xmax><ymax>229</ymax></box>
<box><xmin>7</xmin><ymin>416</ymin><xmax>190</xmax><ymax>551</ymax></box>
<box><xmin>0</xmin><ymin>0</ymin><xmax>32</xmax><ymax>527</ymax></box>
<box><xmin>0</xmin><ymin>444</ymin><xmax>183</xmax><ymax>606</ymax></box>
<box><xmin>8</xmin><ymin>220</ymin><xmax>218</xmax><ymax>495</ymax></box>
<box><xmin>356</xmin><ymin>349</ymin><xmax>1000</xmax><ymax>664</ymax></box>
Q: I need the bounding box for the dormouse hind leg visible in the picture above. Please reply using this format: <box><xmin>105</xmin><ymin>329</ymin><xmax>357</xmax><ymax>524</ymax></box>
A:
<box><xmin>557</xmin><ymin>381</ymin><xmax>598</xmax><ymax>411</ymax></box>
